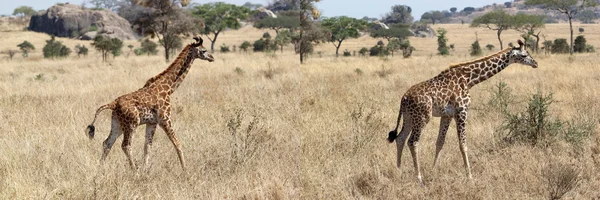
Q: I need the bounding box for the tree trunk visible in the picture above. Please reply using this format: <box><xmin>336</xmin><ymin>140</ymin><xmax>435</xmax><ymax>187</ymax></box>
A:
<box><xmin>164</xmin><ymin>46</ymin><xmax>170</xmax><ymax>62</ymax></box>
<box><xmin>300</xmin><ymin>31</ymin><xmax>304</xmax><ymax>64</ymax></box>
<box><xmin>210</xmin><ymin>31</ymin><xmax>221</xmax><ymax>53</ymax></box>
<box><xmin>533</xmin><ymin>33</ymin><xmax>540</xmax><ymax>53</ymax></box>
<box><xmin>497</xmin><ymin>29</ymin><xmax>503</xmax><ymax>49</ymax></box>
<box><xmin>568</xmin><ymin>15</ymin><xmax>574</xmax><ymax>55</ymax></box>
<box><xmin>335</xmin><ymin>40</ymin><xmax>343</xmax><ymax>57</ymax></box>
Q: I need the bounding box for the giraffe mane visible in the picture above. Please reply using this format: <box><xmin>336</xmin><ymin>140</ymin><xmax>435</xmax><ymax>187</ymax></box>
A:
<box><xmin>143</xmin><ymin>44</ymin><xmax>193</xmax><ymax>87</ymax></box>
<box><xmin>448</xmin><ymin>47</ymin><xmax>512</xmax><ymax>69</ymax></box>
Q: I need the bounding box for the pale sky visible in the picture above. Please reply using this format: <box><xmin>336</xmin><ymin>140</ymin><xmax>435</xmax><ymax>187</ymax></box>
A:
<box><xmin>2</xmin><ymin>0</ymin><xmax>507</xmax><ymax>20</ymax></box>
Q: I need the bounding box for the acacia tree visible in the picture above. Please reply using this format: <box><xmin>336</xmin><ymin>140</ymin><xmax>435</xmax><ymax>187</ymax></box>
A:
<box><xmin>381</xmin><ymin>5</ymin><xmax>414</xmax><ymax>24</ymax></box>
<box><xmin>321</xmin><ymin>16</ymin><xmax>367</xmax><ymax>57</ymax></box>
<box><xmin>298</xmin><ymin>0</ymin><xmax>327</xmax><ymax>64</ymax></box>
<box><xmin>471</xmin><ymin>10</ymin><xmax>513</xmax><ymax>49</ymax></box>
<box><xmin>13</xmin><ymin>6</ymin><xmax>36</xmax><ymax>17</ymax></box>
<box><xmin>121</xmin><ymin>0</ymin><xmax>201</xmax><ymax>61</ymax></box>
<box><xmin>513</xmin><ymin>14</ymin><xmax>546</xmax><ymax>53</ymax></box>
<box><xmin>525</xmin><ymin>0</ymin><xmax>597</xmax><ymax>55</ymax></box>
<box><xmin>193</xmin><ymin>2</ymin><xmax>252</xmax><ymax>53</ymax></box>
<box><xmin>369</xmin><ymin>24</ymin><xmax>413</xmax><ymax>42</ymax></box>
<box><xmin>421</xmin><ymin>11</ymin><xmax>445</xmax><ymax>24</ymax></box>
<box><xmin>253</xmin><ymin>15</ymin><xmax>300</xmax><ymax>33</ymax></box>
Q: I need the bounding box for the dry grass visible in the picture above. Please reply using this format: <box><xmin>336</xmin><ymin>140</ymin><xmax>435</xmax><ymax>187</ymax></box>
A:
<box><xmin>1</xmin><ymin>23</ymin><xmax>599</xmax><ymax>199</ymax></box>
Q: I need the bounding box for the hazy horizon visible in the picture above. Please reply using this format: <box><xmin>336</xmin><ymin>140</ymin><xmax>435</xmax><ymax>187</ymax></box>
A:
<box><xmin>3</xmin><ymin>0</ymin><xmax>508</xmax><ymax>21</ymax></box>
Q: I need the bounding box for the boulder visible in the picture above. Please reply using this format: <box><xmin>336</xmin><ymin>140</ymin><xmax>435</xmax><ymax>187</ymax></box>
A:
<box><xmin>28</xmin><ymin>3</ymin><xmax>136</xmax><ymax>40</ymax></box>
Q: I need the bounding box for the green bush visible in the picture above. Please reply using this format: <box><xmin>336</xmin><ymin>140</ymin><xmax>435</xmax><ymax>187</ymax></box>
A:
<box><xmin>253</xmin><ymin>39</ymin><xmax>267</xmax><ymax>52</ymax></box>
<box><xmin>43</xmin><ymin>36</ymin><xmax>71</xmax><ymax>59</ymax></box>
<box><xmin>358</xmin><ymin>47</ymin><xmax>368</xmax><ymax>56</ymax></box>
<box><xmin>343</xmin><ymin>49</ymin><xmax>351</xmax><ymax>57</ymax></box>
<box><xmin>220</xmin><ymin>43</ymin><xmax>231</xmax><ymax>53</ymax></box>
<box><xmin>486</xmin><ymin>44</ymin><xmax>495</xmax><ymax>51</ymax></box>
<box><xmin>240</xmin><ymin>41</ymin><xmax>251</xmax><ymax>52</ymax></box>
<box><xmin>140</xmin><ymin>39</ymin><xmax>158</xmax><ymax>56</ymax></box>
<box><xmin>75</xmin><ymin>44</ymin><xmax>88</xmax><ymax>57</ymax></box>
<box><xmin>585</xmin><ymin>44</ymin><xmax>595</xmax><ymax>52</ymax></box>
<box><xmin>573</xmin><ymin>35</ymin><xmax>587</xmax><ymax>53</ymax></box>
<box><xmin>551</xmin><ymin>38</ymin><xmax>569</xmax><ymax>54</ymax></box>
<box><xmin>369</xmin><ymin>45</ymin><xmax>389</xmax><ymax>57</ymax></box>
<box><xmin>437</xmin><ymin>28</ymin><xmax>449</xmax><ymax>55</ymax></box>
<box><xmin>470</xmin><ymin>40</ymin><xmax>482</xmax><ymax>56</ymax></box>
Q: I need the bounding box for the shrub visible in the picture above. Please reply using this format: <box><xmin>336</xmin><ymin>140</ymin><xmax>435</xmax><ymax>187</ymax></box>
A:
<box><xmin>578</xmin><ymin>27</ymin><xmax>584</xmax><ymax>34</ymax></box>
<box><xmin>358</xmin><ymin>47</ymin><xmax>368</xmax><ymax>56</ymax></box>
<box><xmin>262</xmin><ymin>32</ymin><xmax>271</xmax><ymax>39</ymax></box>
<box><xmin>486</xmin><ymin>44</ymin><xmax>495</xmax><ymax>51</ymax></box>
<box><xmin>240</xmin><ymin>41</ymin><xmax>251</xmax><ymax>52</ymax></box>
<box><xmin>437</xmin><ymin>28</ymin><xmax>449</xmax><ymax>55</ymax></box>
<box><xmin>253</xmin><ymin>39</ymin><xmax>267</xmax><ymax>52</ymax></box>
<box><xmin>399</xmin><ymin>40</ymin><xmax>415</xmax><ymax>58</ymax></box>
<box><xmin>91</xmin><ymin>35</ymin><xmax>123</xmax><ymax>61</ymax></box>
<box><xmin>369</xmin><ymin>45</ymin><xmax>389</xmax><ymax>57</ymax></box>
<box><xmin>343</xmin><ymin>49</ymin><xmax>351</xmax><ymax>57</ymax></box>
<box><xmin>75</xmin><ymin>44</ymin><xmax>88</xmax><ymax>57</ymax></box>
<box><xmin>43</xmin><ymin>36</ymin><xmax>71</xmax><ymax>59</ymax></box>
<box><xmin>470</xmin><ymin>40</ymin><xmax>482</xmax><ymax>56</ymax></box>
<box><xmin>573</xmin><ymin>35</ymin><xmax>587</xmax><ymax>53</ymax></box>
<box><xmin>585</xmin><ymin>44</ymin><xmax>595</xmax><ymax>53</ymax></box>
<box><xmin>17</xmin><ymin>41</ymin><xmax>35</xmax><ymax>57</ymax></box>
<box><xmin>220</xmin><ymin>43</ymin><xmax>231</xmax><ymax>53</ymax></box>
<box><xmin>551</xmin><ymin>38</ymin><xmax>569</xmax><ymax>54</ymax></box>
<box><xmin>449</xmin><ymin>44</ymin><xmax>455</xmax><ymax>51</ymax></box>
<box><xmin>543</xmin><ymin>162</ymin><xmax>581</xmax><ymax>200</ymax></box>
<box><xmin>140</xmin><ymin>39</ymin><xmax>158</xmax><ymax>56</ymax></box>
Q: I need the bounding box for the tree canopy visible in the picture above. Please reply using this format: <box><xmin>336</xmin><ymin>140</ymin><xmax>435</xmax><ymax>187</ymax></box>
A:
<box><xmin>321</xmin><ymin>16</ymin><xmax>367</xmax><ymax>57</ymax></box>
<box><xmin>193</xmin><ymin>2</ymin><xmax>252</xmax><ymax>53</ymax></box>
<box><xmin>253</xmin><ymin>15</ymin><xmax>300</xmax><ymax>33</ymax></box>
<box><xmin>381</xmin><ymin>5</ymin><xmax>414</xmax><ymax>25</ymax></box>
<box><xmin>471</xmin><ymin>10</ymin><xmax>513</xmax><ymax>49</ymax></box>
<box><xmin>13</xmin><ymin>6</ymin><xmax>36</xmax><ymax>17</ymax></box>
<box><xmin>370</xmin><ymin>24</ymin><xmax>414</xmax><ymax>42</ymax></box>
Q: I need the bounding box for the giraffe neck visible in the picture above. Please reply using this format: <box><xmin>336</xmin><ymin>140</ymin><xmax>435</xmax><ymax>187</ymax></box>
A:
<box><xmin>144</xmin><ymin>45</ymin><xmax>196</xmax><ymax>93</ymax></box>
<box><xmin>465</xmin><ymin>50</ymin><xmax>511</xmax><ymax>88</ymax></box>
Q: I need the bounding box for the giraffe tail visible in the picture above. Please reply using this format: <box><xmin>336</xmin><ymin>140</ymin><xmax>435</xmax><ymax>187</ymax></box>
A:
<box><xmin>86</xmin><ymin>102</ymin><xmax>116</xmax><ymax>140</ymax></box>
<box><xmin>387</xmin><ymin>102</ymin><xmax>404</xmax><ymax>143</ymax></box>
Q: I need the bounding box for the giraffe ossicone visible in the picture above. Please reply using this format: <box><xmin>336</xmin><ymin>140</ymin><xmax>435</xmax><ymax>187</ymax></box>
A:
<box><xmin>387</xmin><ymin>39</ymin><xmax>537</xmax><ymax>184</ymax></box>
<box><xmin>86</xmin><ymin>37</ymin><xmax>214</xmax><ymax>170</ymax></box>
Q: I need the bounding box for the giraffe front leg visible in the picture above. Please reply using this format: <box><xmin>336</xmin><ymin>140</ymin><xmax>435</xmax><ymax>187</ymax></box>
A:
<box><xmin>434</xmin><ymin>116</ymin><xmax>452</xmax><ymax>168</ymax></box>
<box><xmin>143</xmin><ymin>124</ymin><xmax>157</xmax><ymax>168</ymax></box>
<box><xmin>456</xmin><ymin>111</ymin><xmax>472</xmax><ymax>179</ymax></box>
<box><xmin>159</xmin><ymin>119</ymin><xmax>186</xmax><ymax>170</ymax></box>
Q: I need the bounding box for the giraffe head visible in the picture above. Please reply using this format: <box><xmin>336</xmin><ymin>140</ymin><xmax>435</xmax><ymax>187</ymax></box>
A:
<box><xmin>191</xmin><ymin>37</ymin><xmax>214</xmax><ymax>62</ymax></box>
<box><xmin>507</xmin><ymin>40</ymin><xmax>538</xmax><ymax>68</ymax></box>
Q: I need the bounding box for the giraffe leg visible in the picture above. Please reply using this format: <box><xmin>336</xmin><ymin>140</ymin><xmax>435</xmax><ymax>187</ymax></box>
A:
<box><xmin>408</xmin><ymin>117</ymin><xmax>429</xmax><ymax>185</ymax></box>
<box><xmin>159</xmin><ymin>120</ymin><xmax>185</xmax><ymax>170</ymax></box>
<box><xmin>101</xmin><ymin>117</ymin><xmax>121</xmax><ymax>161</ymax></box>
<box><xmin>121</xmin><ymin>126</ymin><xmax>137</xmax><ymax>170</ymax></box>
<box><xmin>143</xmin><ymin>124</ymin><xmax>157</xmax><ymax>167</ymax></box>
<box><xmin>433</xmin><ymin>116</ymin><xmax>452</xmax><ymax>168</ymax></box>
<box><xmin>456</xmin><ymin>111</ymin><xmax>472</xmax><ymax>179</ymax></box>
<box><xmin>395</xmin><ymin>116</ymin><xmax>412</xmax><ymax>168</ymax></box>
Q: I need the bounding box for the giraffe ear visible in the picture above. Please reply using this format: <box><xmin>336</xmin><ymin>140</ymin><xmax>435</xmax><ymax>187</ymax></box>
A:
<box><xmin>518</xmin><ymin>40</ymin><xmax>524</xmax><ymax>47</ymax></box>
<box><xmin>508</xmin><ymin>42</ymin><xmax>514</xmax><ymax>48</ymax></box>
<box><xmin>193</xmin><ymin>37</ymin><xmax>203</xmax><ymax>46</ymax></box>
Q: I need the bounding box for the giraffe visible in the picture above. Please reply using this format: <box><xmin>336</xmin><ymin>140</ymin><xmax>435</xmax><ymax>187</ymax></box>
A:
<box><xmin>387</xmin><ymin>40</ymin><xmax>538</xmax><ymax>184</ymax></box>
<box><xmin>85</xmin><ymin>37</ymin><xmax>214</xmax><ymax>170</ymax></box>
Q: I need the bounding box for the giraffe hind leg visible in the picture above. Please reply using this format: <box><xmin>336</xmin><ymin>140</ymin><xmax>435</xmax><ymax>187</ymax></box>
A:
<box><xmin>407</xmin><ymin>115</ymin><xmax>429</xmax><ymax>185</ymax></box>
<box><xmin>121</xmin><ymin>126</ymin><xmax>137</xmax><ymax>169</ymax></box>
<box><xmin>101</xmin><ymin>117</ymin><xmax>121</xmax><ymax>162</ymax></box>
<box><xmin>143</xmin><ymin>124</ymin><xmax>157</xmax><ymax>168</ymax></box>
<box><xmin>395</xmin><ymin>116</ymin><xmax>412</xmax><ymax>168</ymax></box>
<box><xmin>434</xmin><ymin>116</ymin><xmax>452</xmax><ymax>168</ymax></box>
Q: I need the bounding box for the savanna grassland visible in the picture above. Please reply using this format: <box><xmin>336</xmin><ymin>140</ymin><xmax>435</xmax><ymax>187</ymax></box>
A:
<box><xmin>1</xmin><ymin>21</ymin><xmax>600</xmax><ymax>199</ymax></box>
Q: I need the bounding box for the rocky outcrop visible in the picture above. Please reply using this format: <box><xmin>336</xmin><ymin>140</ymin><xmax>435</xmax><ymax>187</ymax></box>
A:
<box><xmin>28</xmin><ymin>3</ymin><xmax>136</xmax><ymax>40</ymax></box>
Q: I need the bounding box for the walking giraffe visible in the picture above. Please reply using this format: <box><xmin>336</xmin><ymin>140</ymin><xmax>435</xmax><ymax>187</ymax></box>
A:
<box><xmin>86</xmin><ymin>37</ymin><xmax>214</xmax><ymax>170</ymax></box>
<box><xmin>387</xmin><ymin>40</ymin><xmax>538</xmax><ymax>184</ymax></box>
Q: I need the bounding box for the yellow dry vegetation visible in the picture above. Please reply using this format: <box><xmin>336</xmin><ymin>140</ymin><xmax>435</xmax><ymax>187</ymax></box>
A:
<box><xmin>1</xmin><ymin>22</ymin><xmax>599</xmax><ymax>199</ymax></box>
